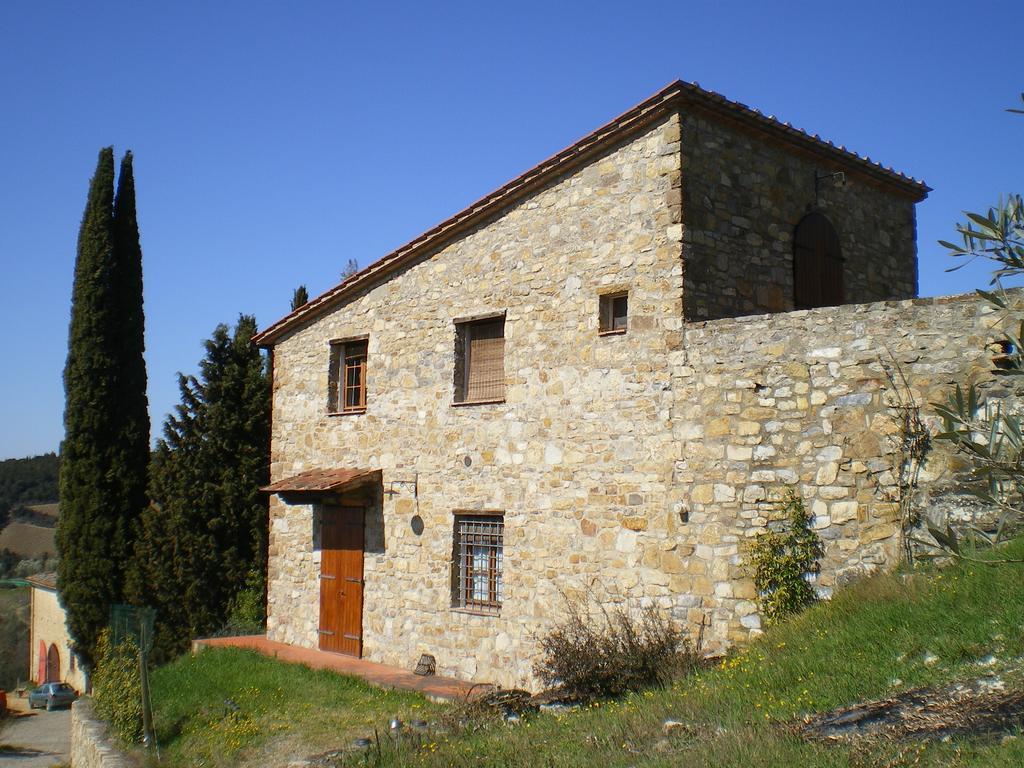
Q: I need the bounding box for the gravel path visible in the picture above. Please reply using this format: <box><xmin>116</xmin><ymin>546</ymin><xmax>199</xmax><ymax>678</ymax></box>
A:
<box><xmin>1</xmin><ymin>702</ymin><xmax>71</xmax><ymax>768</ymax></box>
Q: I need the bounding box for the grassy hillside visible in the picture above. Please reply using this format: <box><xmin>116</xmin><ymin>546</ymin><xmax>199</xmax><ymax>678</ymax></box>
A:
<box><xmin>147</xmin><ymin>539</ymin><xmax>1024</xmax><ymax>767</ymax></box>
<box><xmin>0</xmin><ymin>452</ymin><xmax>58</xmax><ymax>523</ymax></box>
<box><xmin>0</xmin><ymin>587</ymin><xmax>29</xmax><ymax>690</ymax></box>
<box><xmin>149</xmin><ymin>648</ymin><xmax>441</xmax><ymax>767</ymax></box>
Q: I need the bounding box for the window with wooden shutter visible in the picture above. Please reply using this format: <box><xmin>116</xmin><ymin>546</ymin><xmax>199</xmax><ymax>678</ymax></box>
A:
<box><xmin>328</xmin><ymin>338</ymin><xmax>368</xmax><ymax>414</ymax></box>
<box><xmin>794</xmin><ymin>213</ymin><xmax>844</xmax><ymax>309</ymax></box>
<box><xmin>454</xmin><ymin>316</ymin><xmax>505</xmax><ymax>404</ymax></box>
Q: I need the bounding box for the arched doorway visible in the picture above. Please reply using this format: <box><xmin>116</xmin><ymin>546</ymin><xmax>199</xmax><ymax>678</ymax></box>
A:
<box><xmin>794</xmin><ymin>212</ymin><xmax>843</xmax><ymax>308</ymax></box>
<box><xmin>46</xmin><ymin>643</ymin><xmax>60</xmax><ymax>683</ymax></box>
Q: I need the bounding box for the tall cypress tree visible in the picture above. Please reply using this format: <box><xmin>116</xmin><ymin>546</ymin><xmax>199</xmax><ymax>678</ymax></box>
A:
<box><xmin>110</xmin><ymin>151</ymin><xmax>150</xmax><ymax>549</ymax></box>
<box><xmin>128</xmin><ymin>316</ymin><xmax>269</xmax><ymax>659</ymax></box>
<box><xmin>58</xmin><ymin>148</ymin><xmax>149</xmax><ymax>670</ymax></box>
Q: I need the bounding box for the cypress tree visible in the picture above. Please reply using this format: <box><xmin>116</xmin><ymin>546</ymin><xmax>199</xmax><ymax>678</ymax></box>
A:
<box><xmin>128</xmin><ymin>316</ymin><xmax>269</xmax><ymax>659</ymax></box>
<box><xmin>110</xmin><ymin>150</ymin><xmax>150</xmax><ymax>549</ymax></box>
<box><xmin>58</xmin><ymin>149</ymin><xmax>149</xmax><ymax>670</ymax></box>
<box><xmin>291</xmin><ymin>285</ymin><xmax>309</xmax><ymax>311</ymax></box>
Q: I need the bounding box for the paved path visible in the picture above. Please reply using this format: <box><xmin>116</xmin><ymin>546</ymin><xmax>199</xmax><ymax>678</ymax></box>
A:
<box><xmin>195</xmin><ymin>635</ymin><xmax>479</xmax><ymax>701</ymax></box>
<box><xmin>1</xmin><ymin>699</ymin><xmax>71</xmax><ymax>768</ymax></box>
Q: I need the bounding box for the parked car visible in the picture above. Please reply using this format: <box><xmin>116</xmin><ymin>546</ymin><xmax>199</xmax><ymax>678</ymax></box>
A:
<box><xmin>28</xmin><ymin>682</ymin><xmax>77</xmax><ymax>711</ymax></box>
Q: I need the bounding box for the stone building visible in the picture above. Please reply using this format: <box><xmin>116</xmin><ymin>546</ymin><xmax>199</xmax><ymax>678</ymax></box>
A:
<box><xmin>255</xmin><ymin>81</ymin><xmax>993</xmax><ymax>689</ymax></box>
<box><xmin>28</xmin><ymin>574</ymin><xmax>87</xmax><ymax>691</ymax></box>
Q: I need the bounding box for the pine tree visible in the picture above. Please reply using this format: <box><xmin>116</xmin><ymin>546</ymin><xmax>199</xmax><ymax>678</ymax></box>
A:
<box><xmin>58</xmin><ymin>148</ymin><xmax>149</xmax><ymax>670</ymax></box>
<box><xmin>340</xmin><ymin>258</ymin><xmax>358</xmax><ymax>280</ymax></box>
<box><xmin>291</xmin><ymin>285</ymin><xmax>309</xmax><ymax>311</ymax></box>
<box><xmin>128</xmin><ymin>316</ymin><xmax>269</xmax><ymax>659</ymax></box>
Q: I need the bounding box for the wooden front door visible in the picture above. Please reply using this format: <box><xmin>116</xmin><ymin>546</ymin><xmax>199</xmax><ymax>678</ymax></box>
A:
<box><xmin>46</xmin><ymin>643</ymin><xmax>60</xmax><ymax>682</ymax></box>
<box><xmin>319</xmin><ymin>505</ymin><xmax>365</xmax><ymax>656</ymax></box>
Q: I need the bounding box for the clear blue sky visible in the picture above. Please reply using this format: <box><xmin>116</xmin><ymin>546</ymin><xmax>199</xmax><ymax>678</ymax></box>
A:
<box><xmin>1</xmin><ymin>0</ymin><xmax>1021</xmax><ymax>460</ymax></box>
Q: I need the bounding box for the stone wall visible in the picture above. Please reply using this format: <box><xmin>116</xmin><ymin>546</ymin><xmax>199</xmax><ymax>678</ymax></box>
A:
<box><xmin>267</xmin><ymin>115</ymin><xmax>686</xmax><ymax>689</ymax></box>
<box><xmin>71</xmin><ymin>699</ymin><xmax>133</xmax><ymax>768</ymax></box>
<box><xmin>668</xmin><ymin>293</ymin><xmax>1011</xmax><ymax>647</ymax></box>
<box><xmin>680</xmin><ymin>110</ymin><xmax>919</xmax><ymax>321</ymax></box>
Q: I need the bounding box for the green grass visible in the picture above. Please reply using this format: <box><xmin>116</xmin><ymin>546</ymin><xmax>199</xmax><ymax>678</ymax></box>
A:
<box><xmin>0</xmin><ymin>587</ymin><xmax>29</xmax><ymax>690</ymax></box>
<box><xmin>149</xmin><ymin>539</ymin><xmax>1024</xmax><ymax>767</ymax></box>
<box><xmin>357</xmin><ymin>538</ymin><xmax>1024</xmax><ymax>767</ymax></box>
<box><xmin>149</xmin><ymin>647</ymin><xmax>442</xmax><ymax>767</ymax></box>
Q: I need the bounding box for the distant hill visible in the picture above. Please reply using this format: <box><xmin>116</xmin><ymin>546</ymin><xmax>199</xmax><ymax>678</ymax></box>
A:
<box><xmin>12</xmin><ymin>502</ymin><xmax>59</xmax><ymax>528</ymax></box>
<box><xmin>0</xmin><ymin>452</ymin><xmax>59</xmax><ymax>524</ymax></box>
<box><xmin>0</xmin><ymin>521</ymin><xmax>57</xmax><ymax>560</ymax></box>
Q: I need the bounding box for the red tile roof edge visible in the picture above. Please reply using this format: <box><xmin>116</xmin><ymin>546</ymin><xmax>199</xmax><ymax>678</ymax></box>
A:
<box><xmin>26</xmin><ymin>572</ymin><xmax>58</xmax><ymax>590</ymax></box>
<box><xmin>253</xmin><ymin>80</ymin><xmax>929</xmax><ymax>347</ymax></box>
<box><xmin>261</xmin><ymin>467</ymin><xmax>381</xmax><ymax>494</ymax></box>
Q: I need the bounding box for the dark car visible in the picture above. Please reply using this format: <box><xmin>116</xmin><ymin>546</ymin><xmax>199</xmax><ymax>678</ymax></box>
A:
<box><xmin>28</xmin><ymin>682</ymin><xmax>78</xmax><ymax>711</ymax></box>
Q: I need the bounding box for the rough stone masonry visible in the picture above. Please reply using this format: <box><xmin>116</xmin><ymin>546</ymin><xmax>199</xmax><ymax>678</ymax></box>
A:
<box><xmin>262</xmin><ymin>92</ymin><xmax>1005</xmax><ymax>690</ymax></box>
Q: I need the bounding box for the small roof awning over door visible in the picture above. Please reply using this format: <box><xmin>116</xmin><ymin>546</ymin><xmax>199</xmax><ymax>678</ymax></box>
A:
<box><xmin>262</xmin><ymin>467</ymin><xmax>381</xmax><ymax>501</ymax></box>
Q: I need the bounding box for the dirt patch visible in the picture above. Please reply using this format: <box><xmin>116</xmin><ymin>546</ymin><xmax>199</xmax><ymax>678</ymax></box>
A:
<box><xmin>798</xmin><ymin>678</ymin><xmax>1024</xmax><ymax>743</ymax></box>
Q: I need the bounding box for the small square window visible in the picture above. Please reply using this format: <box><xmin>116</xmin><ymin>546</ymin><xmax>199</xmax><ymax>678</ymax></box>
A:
<box><xmin>451</xmin><ymin>514</ymin><xmax>504</xmax><ymax>614</ymax></box>
<box><xmin>328</xmin><ymin>339</ymin><xmax>368</xmax><ymax>413</ymax></box>
<box><xmin>454</xmin><ymin>317</ymin><xmax>505</xmax><ymax>404</ymax></box>
<box><xmin>599</xmin><ymin>292</ymin><xmax>628</xmax><ymax>334</ymax></box>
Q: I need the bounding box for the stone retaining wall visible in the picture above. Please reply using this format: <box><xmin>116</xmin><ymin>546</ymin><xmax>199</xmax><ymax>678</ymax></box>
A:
<box><xmin>669</xmin><ymin>292</ymin><xmax>1018</xmax><ymax>647</ymax></box>
<box><xmin>71</xmin><ymin>698</ymin><xmax>134</xmax><ymax>768</ymax></box>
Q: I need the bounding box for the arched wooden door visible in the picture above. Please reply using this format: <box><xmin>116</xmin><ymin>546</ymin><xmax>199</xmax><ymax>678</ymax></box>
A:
<box><xmin>46</xmin><ymin>643</ymin><xmax>60</xmax><ymax>683</ymax></box>
<box><xmin>794</xmin><ymin>212</ymin><xmax>843</xmax><ymax>308</ymax></box>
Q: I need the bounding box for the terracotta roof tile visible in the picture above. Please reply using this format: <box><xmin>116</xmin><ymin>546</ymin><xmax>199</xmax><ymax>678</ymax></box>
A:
<box><xmin>253</xmin><ymin>80</ymin><xmax>929</xmax><ymax>346</ymax></box>
<box><xmin>262</xmin><ymin>467</ymin><xmax>381</xmax><ymax>494</ymax></box>
<box><xmin>27</xmin><ymin>572</ymin><xmax>57</xmax><ymax>590</ymax></box>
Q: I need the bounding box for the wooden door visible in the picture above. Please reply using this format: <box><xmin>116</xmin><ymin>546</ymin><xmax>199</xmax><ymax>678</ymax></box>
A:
<box><xmin>794</xmin><ymin>212</ymin><xmax>843</xmax><ymax>309</ymax></box>
<box><xmin>319</xmin><ymin>506</ymin><xmax>365</xmax><ymax>656</ymax></box>
<box><xmin>46</xmin><ymin>643</ymin><xmax>60</xmax><ymax>682</ymax></box>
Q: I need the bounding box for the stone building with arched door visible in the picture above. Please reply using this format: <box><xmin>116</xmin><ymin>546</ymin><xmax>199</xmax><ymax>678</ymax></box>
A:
<box><xmin>27</xmin><ymin>573</ymin><xmax>86</xmax><ymax>692</ymax></box>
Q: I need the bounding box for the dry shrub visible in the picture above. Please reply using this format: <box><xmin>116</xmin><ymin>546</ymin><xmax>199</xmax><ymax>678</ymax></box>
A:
<box><xmin>534</xmin><ymin>597</ymin><xmax>696</xmax><ymax>700</ymax></box>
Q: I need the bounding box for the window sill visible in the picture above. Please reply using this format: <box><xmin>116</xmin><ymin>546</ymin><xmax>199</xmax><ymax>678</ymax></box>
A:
<box><xmin>598</xmin><ymin>328</ymin><xmax>628</xmax><ymax>337</ymax></box>
<box><xmin>450</xmin><ymin>606</ymin><xmax>502</xmax><ymax>617</ymax></box>
<box><xmin>327</xmin><ymin>409</ymin><xmax>367</xmax><ymax>417</ymax></box>
<box><xmin>451</xmin><ymin>398</ymin><xmax>506</xmax><ymax>408</ymax></box>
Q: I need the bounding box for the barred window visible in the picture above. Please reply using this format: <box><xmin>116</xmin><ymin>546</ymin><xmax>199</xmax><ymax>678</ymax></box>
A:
<box><xmin>452</xmin><ymin>514</ymin><xmax>504</xmax><ymax>614</ymax></box>
<box><xmin>328</xmin><ymin>338</ymin><xmax>368</xmax><ymax>413</ymax></box>
<box><xmin>454</xmin><ymin>316</ymin><xmax>505</xmax><ymax>403</ymax></box>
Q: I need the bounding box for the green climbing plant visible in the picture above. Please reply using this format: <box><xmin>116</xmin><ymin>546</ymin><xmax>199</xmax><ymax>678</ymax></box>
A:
<box><xmin>746</xmin><ymin>490</ymin><xmax>824</xmax><ymax>623</ymax></box>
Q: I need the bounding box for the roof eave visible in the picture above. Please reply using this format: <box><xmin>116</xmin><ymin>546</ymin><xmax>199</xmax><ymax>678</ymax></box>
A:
<box><xmin>253</xmin><ymin>80</ymin><xmax>928</xmax><ymax>347</ymax></box>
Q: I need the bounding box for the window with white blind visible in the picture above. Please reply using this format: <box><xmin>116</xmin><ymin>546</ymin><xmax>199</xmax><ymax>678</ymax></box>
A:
<box><xmin>451</xmin><ymin>514</ymin><xmax>504</xmax><ymax>614</ymax></box>
<box><xmin>453</xmin><ymin>315</ymin><xmax>505</xmax><ymax>404</ymax></box>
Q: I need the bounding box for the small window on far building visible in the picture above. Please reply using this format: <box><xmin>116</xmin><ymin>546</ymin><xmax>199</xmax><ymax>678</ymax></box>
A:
<box><xmin>451</xmin><ymin>514</ymin><xmax>504</xmax><ymax>614</ymax></box>
<box><xmin>454</xmin><ymin>316</ymin><xmax>505</xmax><ymax>404</ymax></box>
<box><xmin>599</xmin><ymin>291</ymin><xmax>628</xmax><ymax>334</ymax></box>
<box><xmin>328</xmin><ymin>338</ymin><xmax>368</xmax><ymax>413</ymax></box>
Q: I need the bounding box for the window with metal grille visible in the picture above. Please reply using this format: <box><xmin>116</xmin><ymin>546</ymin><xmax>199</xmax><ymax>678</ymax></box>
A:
<box><xmin>328</xmin><ymin>338</ymin><xmax>368</xmax><ymax>413</ymax></box>
<box><xmin>599</xmin><ymin>291</ymin><xmax>628</xmax><ymax>334</ymax></box>
<box><xmin>454</xmin><ymin>316</ymin><xmax>505</xmax><ymax>403</ymax></box>
<box><xmin>452</xmin><ymin>514</ymin><xmax>504</xmax><ymax>614</ymax></box>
